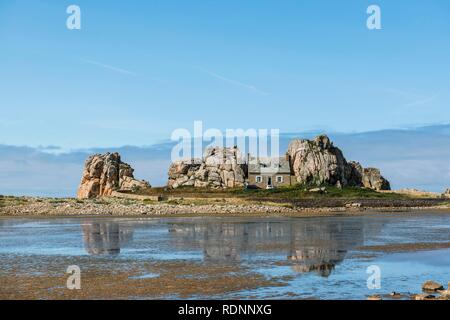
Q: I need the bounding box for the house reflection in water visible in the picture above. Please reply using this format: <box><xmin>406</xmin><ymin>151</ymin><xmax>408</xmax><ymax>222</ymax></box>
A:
<box><xmin>82</xmin><ymin>220</ymin><xmax>134</xmax><ymax>255</ymax></box>
<box><xmin>167</xmin><ymin>218</ymin><xmax>381</xmax><ymax>277</ymax></box>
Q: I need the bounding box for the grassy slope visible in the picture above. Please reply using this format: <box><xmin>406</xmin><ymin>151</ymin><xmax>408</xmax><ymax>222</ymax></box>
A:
<box><xmin>135</xmin><ymin>186</ymin><xmax>450</xmax><ymax>209</ymax></box>
<box><xmin>135</xmin><ymin>185</ymin><xmax>410</xmax><ymax>200</ymax></box>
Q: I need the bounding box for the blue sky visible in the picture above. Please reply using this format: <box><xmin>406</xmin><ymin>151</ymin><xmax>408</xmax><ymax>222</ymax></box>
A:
<box><xmin>1</xmin><ymin>0</ymin><xmax>450</xmax><ymax>149</ymax></box>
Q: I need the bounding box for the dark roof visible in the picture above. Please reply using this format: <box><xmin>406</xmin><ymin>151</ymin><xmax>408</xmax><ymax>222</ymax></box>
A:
<box><xmin>248</xmin><ymin>156</ymin><xmax>291</xmax><ymax>174</ymax></box>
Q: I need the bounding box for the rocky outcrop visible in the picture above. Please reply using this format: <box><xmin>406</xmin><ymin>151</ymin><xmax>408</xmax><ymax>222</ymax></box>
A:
<box><xmin>77</xmin><ymin>153</ymin><xmax>150</xmax><ymax>199</ymax></box>
<box><xmin>167</xmin><ymin>135</ymin><xmax>390</xmax><ymax>191</ymax></box>
<box><xmin>287</xmin><ymin>135</ymin><xmax>390</xmax><ymax>190</ymax></box>
<box><xmin>348</xmin><ymin>162</ymin><xmax>391</xmax><ymax>191</ymax></box>
<box><xmin>168</xmin><ymin>147</ymin><xmax>246</xmax><ymax>189</ymax></box>
<box><xmin>287</xmin><ymin>135</ymin><xmax>352</xmax><ymax>187</ymax></box>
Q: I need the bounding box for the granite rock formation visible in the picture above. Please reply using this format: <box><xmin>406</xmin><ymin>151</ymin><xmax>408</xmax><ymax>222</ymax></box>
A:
<box><xmin>287</xmin><ymin>135</ymin><xmax>390</xmax><ymax>190</ymax></box>
<box><xmin>77</xmin><ymin>153</ymin><xmax>150</xmax><ymax>199</ymax></box>
<box><xmin>287</xmin><ymin>135</ymin><xmax>351</xmax><ymax>187</ymax></box>
<box><xmin>168</xmin><ymin>147</ymin><xmax>247</xmax><ymax>189</ymax></box>
<box><xmin>167</xmin><ymin>135</ymin><xmax>390</xmax><ymax>191</ymax></box>
<box><xmin>349</xmin><ymin>162</ymin><xmax>391</xmax><ymax>191</ymax></box>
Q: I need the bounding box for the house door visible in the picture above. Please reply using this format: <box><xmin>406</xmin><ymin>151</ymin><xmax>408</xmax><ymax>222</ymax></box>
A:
<box><xmin>267</xmin><ymin>177</ymin><xmax>272</xmax><ymax>187</ymax></box>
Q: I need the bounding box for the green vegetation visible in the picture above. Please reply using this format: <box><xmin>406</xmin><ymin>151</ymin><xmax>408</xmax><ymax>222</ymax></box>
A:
<box><xmin>135</xmin><ymin>185</ymin><xmax>410</xmax><ymax>201</ymax></box>
<box><xmin>0</xmin><ymin>196</ymin><xmax>29</xmax><ymax>207</ymax></box>
<box><xmin>93</xmin><ymin>199</ymin><xmax>110</xmax><ymax>205</ymax></box>
<box><xmin>143</xmin><ymin>199</ymin><xmax>158</xmax><ymax>205</ymax></box>
<box><xmin>233</xmin><ymin>185</ymin><xmax>408</xmax><ymax>200</ymax></box>
<box><xmin>49</xmin><ymin>199</ymin><xmax>68</xmax><ymax>204</ymax></box>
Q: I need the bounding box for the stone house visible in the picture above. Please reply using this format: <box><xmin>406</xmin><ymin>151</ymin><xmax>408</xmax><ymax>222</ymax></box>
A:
<box><xmin>247</xmin><ymin>154</ymin><xmax>294</xmax><ymax>189</ymax></box>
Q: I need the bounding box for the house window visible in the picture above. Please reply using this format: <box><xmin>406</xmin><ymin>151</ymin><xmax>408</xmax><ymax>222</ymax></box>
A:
<box><xmin>256</xmin><ymin>176</ymin><xmax>262</xmax><ymax>183</ymax></box>
<box><xmin>276</xmin><ymin>176</ymin><xmax>283</xmax><ymax>183</ymax></box>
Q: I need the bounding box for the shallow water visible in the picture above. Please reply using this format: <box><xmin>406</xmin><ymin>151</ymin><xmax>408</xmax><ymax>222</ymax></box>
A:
<box><xmin>1</xmin><ymin>212</ymin><xmax>449</xmax><ymax>299</ymax></box>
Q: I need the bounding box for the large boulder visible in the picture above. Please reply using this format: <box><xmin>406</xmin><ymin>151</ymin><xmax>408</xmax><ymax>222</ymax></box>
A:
<box><xmin>348</xmin><ymin>162</ymin><xmax>391</xmax><ymax>191</ymax></box>
<box><xmin>287</xmin><ymin>135</ymin><xmax>390</xmax><ymax>190</ymax></box>
<box><xmin>287</xmin><ymin>135</ymin><xmax>353</xmax><ymax>187</ymax></box>
<box><xmin>77</xmin><ymin>153</ymin><xmax>150</xmax><ymax>199</ymax></box>
<box><xmin>168</xmin><ymin>147</ymin><xmax>247</xmax><ymax>189</ymax></box>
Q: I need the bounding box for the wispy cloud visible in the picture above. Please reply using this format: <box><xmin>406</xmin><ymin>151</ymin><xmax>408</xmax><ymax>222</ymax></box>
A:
<box><xmin>386</xmin><ymin>88</ymin><xmax>422</xmax><ymax>100</ymax></box>
<box><xmin>81</xmin><ymin>59</ymin><xmax>137</xmax><ymax>76</ymax></box>
<box><xmin>199</xmin><ymin>67</ymin><xmax>269</xmax><ymax>95</ymax></box>
<box><xmin>386</xmin><ymin>88</ymin><xmax>438</xmax><ymax>108</ymax></box>
<box><xmin>404</xmin><ymin>95</ymin><xmax>438</xmax><ymax>107</ymax></box>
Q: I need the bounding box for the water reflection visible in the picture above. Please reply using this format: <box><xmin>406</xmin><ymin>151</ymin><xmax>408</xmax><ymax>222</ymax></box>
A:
<box><xmin>82</xmin><ymin>221</ymin><xmax>133</xmax><ymax>255</ymax></box>
<box><xmin>79</xmin><ymin>217</ymin><xmax>384</xmax><ymax>277</ymax></box>
<box><xmin>1</xmin><ymin>214</ymin><xmax>449</xmax><ymax>300</ymax></box>
<box><xmin>167</xmin><ymin>218</ymin><xmax>383</xmax><ymax>277</ymax></box>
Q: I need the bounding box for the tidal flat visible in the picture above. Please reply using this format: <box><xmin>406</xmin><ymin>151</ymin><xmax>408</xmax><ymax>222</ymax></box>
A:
<box><xmin>0</xmin><ymin>212</ymin><xmax>449</xmax><ymax>300</ymax></box>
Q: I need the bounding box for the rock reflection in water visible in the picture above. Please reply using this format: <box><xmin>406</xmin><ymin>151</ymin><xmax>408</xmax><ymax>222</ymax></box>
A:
<box><xmin>168</xmin><ymin>218</ymin><xmax>381</xmax><ymax>277</ymax></box>
<box><xmin>82</xmin><ymin>220</ymin><xmax>134</xmax><ymax>255</ymax></box>
<box><xmin>287</xmin><ymin>222</ymin><xmax>359</xmax><ymax>277</ymax></box>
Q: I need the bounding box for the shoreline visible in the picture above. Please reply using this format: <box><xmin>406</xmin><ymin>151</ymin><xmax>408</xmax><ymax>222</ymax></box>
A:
<box><xmin>1</xmin><ymin>196</ymin><xmax>450</xmax><ymax>218</ymax></box>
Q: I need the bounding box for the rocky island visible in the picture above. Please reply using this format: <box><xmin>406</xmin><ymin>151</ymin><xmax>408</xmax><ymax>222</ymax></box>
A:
<box><xmin>1</xmin><ymin>136</ymin><xmax>449</xmax><ymax>302</ymax></box>
<box><xmin>1</xmin><ymin>135</ymin><xmax>449</xmax><ymax>217</ymax></box>
<box><xmin>77</xmin><ymin>152</ymin><xmax>151</xmax><ymax>199</ymax></box>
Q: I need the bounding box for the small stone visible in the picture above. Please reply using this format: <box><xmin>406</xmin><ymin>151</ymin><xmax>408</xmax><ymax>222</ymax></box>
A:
<box><xmin>437</xmin><ymin>290</ymin><xmax>450</xmax><ymax>297</ymax></box>
<box><xmin>422</xmin><ymin>280</ymin><xmax>444</xmax><ymax>292</ymax></box>
<box><xmin>345</xmin><ymin>202</ymin><xmax>362</xmax><ymax>208</ymax></box>
<box><xmin>414</xmin><ymin>294</ymin><xmax>436</xmax><ymax>300</ymax></box>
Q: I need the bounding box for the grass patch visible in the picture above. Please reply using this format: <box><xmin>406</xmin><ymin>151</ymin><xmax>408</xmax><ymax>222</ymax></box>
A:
<box><xmin>49</xmin><ymin>199</ymin><xmax>68</xmax><ymax>204</ymax></box>
<box><xmin>233</xmin><ymin>185</ymin><xmax>409</xmax><ymax>200</ymax></box>
<box><xmin>0</xmin><ymin>196</ymin><xmax>29</xmax><ymax>207</ymax></box>
<box><xmin>93</xmin><ymin>199</ymin><xmax>109</xmax><ymax>205</ymax></box>
<box><xmin>143</xmin><ymin>199</ymin><xmax>158</xmax><ymax>205</ymax></box>
<box><xmin>133</xmin><ymin>185</ymin><xmax>411</xmax><ymax>201</ymax></box>
<box><xmin>122</xmin><ymin>200</ymin><xmax>137</xmax><ymax>206</ymax></box>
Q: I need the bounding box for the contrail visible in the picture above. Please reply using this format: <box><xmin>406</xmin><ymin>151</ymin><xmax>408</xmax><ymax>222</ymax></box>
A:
<box><xmin>199</xmin><ymin>67</ymin><xmax>269</xmax><ymax>95</ymax></box>
<box><xmin>81</xmin><ymin>59</ymin><xmax>137</xmax><ymax>76</ymax></box>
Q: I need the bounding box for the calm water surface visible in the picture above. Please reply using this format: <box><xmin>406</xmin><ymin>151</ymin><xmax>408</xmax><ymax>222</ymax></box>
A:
<box><xmin>1</xmin><ymin>212</ymin><xmax>449</xmax><ymax>299</ymax></box>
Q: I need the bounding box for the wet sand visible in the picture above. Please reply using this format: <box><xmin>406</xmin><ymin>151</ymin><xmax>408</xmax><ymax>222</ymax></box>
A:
<box><xmin>357</xmin><ymin>242</ymin><xmax>450</xmax><ymax>253</ymax></box>
<box><xmin>0</xmin><ymin>256</ymin><xmax>286</xmax><ymax>300</ymax></box>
